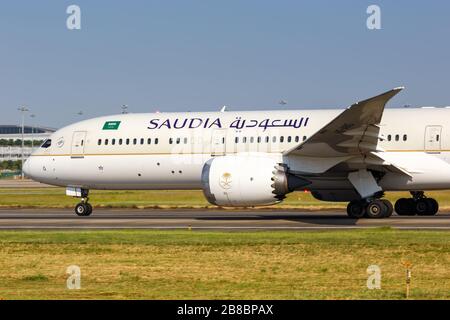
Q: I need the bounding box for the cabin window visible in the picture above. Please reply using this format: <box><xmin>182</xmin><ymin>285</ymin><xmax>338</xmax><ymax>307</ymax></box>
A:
<box><xmin>280</xmin><ymin>136</ymin><xmax>284</xmax><ymax>143</ymax></box>
<box><xmin>295</xmin><ymin>136</ymin><xmax>299</xmax><ymax>143</ymax></box>
<box><xmin>176</xmin><ymin>138</ymin><xmax>180</xmax><ymax>144</ymax></box>
<box><xmin>287</xmin><ymin>136</ymin><xmax>292</xmax><ymax>143</ymax></box>
<box><xmin>119</xmin><ymin>139</ymin><xmax>123</xmax><ymax>145</ymax></box>
<box><xmin>235</xmin><ymin>137</ymin><xmax>239</xmax><ymax>143</ymax></box>
<box><xmin>250</xmin><ymin>137</ymin><xmax>254</xmax><ymax>143</ymax></box>
<box><xmin>126</xmin><ymin>138</ymin><xmax>130</xmax><ymax>145</ymax></box>
<box><xmin>98</xmin><ymin>139</ymin><xmax>102</xmax><ymax>146</ymax></box>
<box><xmin>243</xmin><ymin>137</ymin><xmax>247</xmax><ymax>143</ymax></box>
<box><xmin>437</xmin><ymin>135</ymin><xmax>440</xmax><ymax>142</ymax></box>
<box><xmin>403</xmin><ymin>134</ymin><xmax>407</xmax><ymax>141</ymax></box>
<box><xmin>257</xmin><ymin>137</ymin><xmax>261</xmax><ymax>143</ymax></box>
<box><xmin>112</xmin><ymin>139</ymin><xmax>116</xmax><ymax>145</ymax></box>
<box><xmin>272</xmin><ymin>136</ymin><xmax>277</xmax><ymax>143</ymax></box>
<box><xmin>169</xmin><ymin>138</ymin><xmax>173</xmax><ymax>144</ymax></box>
<box><xmin>41</xmin><ymin>139</ymin><xmax>52</xmax><ymax>148</ymax></box>
<box><xmin>395</xmin><ymin>134</ymin><xmax>399</xmax><ymax>141</ymax></box>
<box><xmin>184</xmin><ymin>137</ymin><xmax>188</xmax><ymax>144</ymax></box>
<box><xmin>147</xmin><ymin>138</ymin><xmax>151</xmax><ymax>144</ymax></box>
<box><xmin>140</xmin><ymin>138</ymin><xmax>144</xmax><ymax>145</ymax></box>
<box><xmin>265</xmin><ymin>136</ymin><xmax>269</xmax><ymax>143</ymax></box>
<box><xmin>387</xmin><ymin>135</ymin><xmax>392</xmax><ymax>141</ymax></box>
<box><xmin>303</xmin><ymin>136</ymin><xmax>307</xmax><ymax>141</ymax></box>
<box><xmin>133</xmin><ymin>138</ymin><xmax>137</xmax><ymax>145</ymax></box>
<box><xmin>155</xmin><ymin>138</ymin><xmax>159</xmax><ymax>144</ymax></box>
<box><xmin>105</xmin><ymin>139</ymin><xmax>109</xmax><ymax>145</ymax></box>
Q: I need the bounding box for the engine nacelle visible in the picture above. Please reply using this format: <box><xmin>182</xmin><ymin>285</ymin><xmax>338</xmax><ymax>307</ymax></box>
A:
<box><xmin>201</xmin><ymin>155</ymin><xmax>291</xmax><ymax>207</ymax></box>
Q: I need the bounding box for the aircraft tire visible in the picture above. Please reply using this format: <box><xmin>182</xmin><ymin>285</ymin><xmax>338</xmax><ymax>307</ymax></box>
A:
<box><xmin>75</xmin><ymin>203</ymin><xmax>88</xmax><ymax>216</ymax></box>
<box><xmin>381</xmin><ymin>199</ymin><xmax>393</xmax><ymax>218</ymax></box>
<box><xmin>84</xmin><ymin>203</ymin><xmax>93</xmax><ymax>216</ymax></box>
<box><xmin>395</xmin><ymin>198</ymin><xmax>415</xmax><ymax>216</ymax></box>
<box><xmin>365</xmin><ymin>200</ymin><xmax>388</xmax><ymax>219</ymax></box>
<box><xmin>347</xmin><ymin>200</ymin><xmax>366</xmax><ymax>219</ymax></box>
<box><xmin>419</xmin><ymin>198</ymin><xmax>439</xmax><ymax>216</ymax></box>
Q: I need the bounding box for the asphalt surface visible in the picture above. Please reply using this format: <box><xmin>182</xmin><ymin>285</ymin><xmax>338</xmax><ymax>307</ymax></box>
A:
<box><xmin>0</xmin><ymin>179</ymin><xmax>54</xmax><ymax>188</ymax></box>
<box><xmin>0</xmin><ymin>208</ymin><xmax>450</xmax><ymax>230</ymax></box>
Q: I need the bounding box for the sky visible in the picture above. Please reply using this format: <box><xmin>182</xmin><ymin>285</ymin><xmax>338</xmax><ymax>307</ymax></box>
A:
<box><xmin>1</xmin><ymin>0</ymin><xmax>450</xmax><ymax>128</ymax></box>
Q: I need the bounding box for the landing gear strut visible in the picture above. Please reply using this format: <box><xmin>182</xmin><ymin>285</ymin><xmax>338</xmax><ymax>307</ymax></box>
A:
<box><xmin>395</xmin><ymin>192</ymin><xmax>438</xmax><ymax>216</ymax></box>
<box><xmin>347</xmin><ymin>198</ymin><xmax>393</xmax><ymax>219</ymax></box>
<box><xmin>74</xmin><ymin>189</ymin><xmax>93</xmax><ymax>217</ymax></box>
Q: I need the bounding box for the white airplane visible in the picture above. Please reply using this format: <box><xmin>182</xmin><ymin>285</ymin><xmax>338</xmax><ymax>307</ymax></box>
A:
<box><xmin>24</xmin><ymin>87</ymin><xmax>449</xmax><ymax>218</ymax></box>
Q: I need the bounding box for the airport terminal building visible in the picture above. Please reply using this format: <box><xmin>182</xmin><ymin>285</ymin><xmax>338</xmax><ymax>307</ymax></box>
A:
<box><xmin>0</xmin><ymin>125</ymin><xmax>56</xmax><ymax>162</ymax></box>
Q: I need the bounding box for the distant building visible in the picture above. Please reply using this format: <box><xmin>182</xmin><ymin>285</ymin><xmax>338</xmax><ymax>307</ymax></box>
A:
<box><xmin>0</xmin><ymin>125</ymin><xmax>56</xmax><ymax>141</ymax></box>
<box><xmin>0</xmin><ymin>146</ymin><xmax>36</xmax><ymax>162</ymax></box>
<box><xmin>0</xmin><ymin>125</ymin><xmax>56</xmax><ymax>162</ymax></box>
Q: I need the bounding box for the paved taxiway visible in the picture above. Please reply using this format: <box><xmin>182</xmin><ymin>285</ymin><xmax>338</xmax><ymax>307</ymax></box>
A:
<box><xmin>0</xmin><ymin>209</ymin><xmax>450</xmax><ymax>230</ymax></box>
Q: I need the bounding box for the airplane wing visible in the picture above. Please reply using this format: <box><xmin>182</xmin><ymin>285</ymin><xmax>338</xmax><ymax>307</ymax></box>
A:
<box><xmin>284</xmin><ymin>87</ymin><xmax>404</xmax><ymax>158</ymax></box>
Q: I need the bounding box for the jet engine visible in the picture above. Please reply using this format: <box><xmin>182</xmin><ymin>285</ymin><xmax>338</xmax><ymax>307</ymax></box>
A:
<box><xmin>201</xmin><ymin>155</ymin><xmax>307</xmax><ymax>207</ymax></box>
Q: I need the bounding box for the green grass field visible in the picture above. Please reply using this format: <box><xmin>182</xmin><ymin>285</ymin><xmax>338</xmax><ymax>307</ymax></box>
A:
<box><xmin>0</xmin><ymin>229</ymin><xmax>449</xmax><ymax>300</ymax></box>
<box><xmin>3</xmin><ymin>188</ymin><xmax>450</xmax><ymax>210</ymax></box>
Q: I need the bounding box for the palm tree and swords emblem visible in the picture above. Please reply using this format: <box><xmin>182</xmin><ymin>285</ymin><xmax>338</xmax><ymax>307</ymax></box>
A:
<box><xmin>219</xmin><ymin>172</ymin><xmax>232</xmax><ymax>189</ymax></box>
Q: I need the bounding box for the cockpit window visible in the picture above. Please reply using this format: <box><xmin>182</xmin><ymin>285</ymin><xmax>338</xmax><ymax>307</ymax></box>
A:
<box><xmin>41</xmin><ymin>139</ymin><xmax>52</xmax><ymax>148</ymax></box>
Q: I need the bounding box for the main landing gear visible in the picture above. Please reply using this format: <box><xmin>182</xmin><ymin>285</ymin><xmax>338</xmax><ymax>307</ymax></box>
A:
<box><xmin>347</xmin><ymin>198</ymin><xmax>393</xmax><ymax>219</ymax></box>
<box><xmin>395</xmin><ymin>191</ymin><xmax>439</xmax><ymax>216</ymax></box>
<box><xmin>347</xmin><ymin>191</ymin><xmax>439</xmax><ymax>219</ymax></box>
<box><xmin>74</xmin><ymin>189</ymin><xmax>93</xmax><ymax>217</ymax></box>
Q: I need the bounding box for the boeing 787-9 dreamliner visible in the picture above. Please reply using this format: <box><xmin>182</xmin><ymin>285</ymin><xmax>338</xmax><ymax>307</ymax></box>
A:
<box><xmin>24</xmin><ymin>87</ymin><xmax>448</xmax><ymax>218</ymax></box>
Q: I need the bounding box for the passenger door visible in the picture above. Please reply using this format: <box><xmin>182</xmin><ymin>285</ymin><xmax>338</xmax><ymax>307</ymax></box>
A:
<box><xmin>211</xmin><ymin>129</ymin><xmax>227</xmax><ymax>156</ymax></box>
<box><xmin>71</xmin><ymin>131</ymin><xmax>87</xmax><ymax>158</ymax></box>
<box><xmin>424</xmin><ymin>126</ymin><xmax>442</xmax><ymax>151</ymax></box>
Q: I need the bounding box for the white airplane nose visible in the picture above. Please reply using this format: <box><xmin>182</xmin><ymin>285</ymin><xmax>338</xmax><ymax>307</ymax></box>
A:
<box><xmin>22</xmin><ymin>158</ymin><xmax>32</xmax><ymax>178</ymax></box>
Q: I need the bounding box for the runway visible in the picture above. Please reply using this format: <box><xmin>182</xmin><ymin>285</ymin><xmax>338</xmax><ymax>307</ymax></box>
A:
<box><xmin>1</xmin><ymin>208</ymin><xmax>450</xmax><ymax>230</ymax></box>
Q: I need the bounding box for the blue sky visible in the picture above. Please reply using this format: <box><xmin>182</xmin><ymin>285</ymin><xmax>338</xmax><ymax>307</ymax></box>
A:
<box><xmin>1</xmin><ymin>0</ymin><xmax>450</xmax><ymax>128</ymax></box>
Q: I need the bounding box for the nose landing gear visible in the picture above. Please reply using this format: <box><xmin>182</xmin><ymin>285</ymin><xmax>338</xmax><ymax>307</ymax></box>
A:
<box><xmin>75</xmin><ymin>199</ymin><xmax>93</xmax><ymax>217</ymax></box>
<box><xmin>66</xmin><ymin>187</ymin><xmax>93</xmax><ymax>217</ymax></box>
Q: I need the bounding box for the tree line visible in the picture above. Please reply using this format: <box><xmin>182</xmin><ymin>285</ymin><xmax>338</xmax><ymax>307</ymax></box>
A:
<box><xmin>0</xmin><ymin>139</ymin><xmax>44</xmax><ymax>147</ymax></box>
<box><xmin>0</xmin><ymin>160</ymin><xmax>22</xmax><ymax>171</ymax></box>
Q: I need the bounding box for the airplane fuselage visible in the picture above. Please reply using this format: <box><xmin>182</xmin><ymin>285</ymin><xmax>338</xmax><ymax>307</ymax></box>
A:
<box><xmin>24</xmin><ymin>108</ymin><xmax>450</xmax><ymax>195</ymax></box>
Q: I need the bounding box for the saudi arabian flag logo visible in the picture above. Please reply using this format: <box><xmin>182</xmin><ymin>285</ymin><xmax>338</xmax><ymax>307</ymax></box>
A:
<box><xmin>103</xmin><ymin>121</ymin><xmax>121</xmax><ymax>130</ymax></box>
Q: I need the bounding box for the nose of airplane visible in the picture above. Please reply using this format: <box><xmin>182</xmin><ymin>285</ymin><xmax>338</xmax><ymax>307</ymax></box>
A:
<box><xmin>22</xmin><ymin>158</ymin><xmax>32</xmax><ymax>178</ymax></box>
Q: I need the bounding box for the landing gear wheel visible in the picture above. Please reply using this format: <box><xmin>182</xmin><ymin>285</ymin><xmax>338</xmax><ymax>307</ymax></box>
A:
<box><xmin>347</xmin><ymin>200</ymin><xmax>366</xmax><ymax>219</ymax></box>
<box><xmin>424</xmin><ymin>198</ymin><xmax>439</xmax><ymax>216</ymax></box>
<box><xmin>395</xmin><ymin>198</ymin><xmax>415</xmax><ymax>216</ymax></box>
<box><xmin>75</xmin><ymin>203</ymin><xmax>88</xmax><ymax>216</ymax></box>
<box><xmin>85</xmin><ymin>203</ymin><xmax>93</xmax><ymax>216</ymax></box>
<box><xmin>414</xmin><ymin>199</ymin><xmax>429</xmax><ymax>216</ymax></box>
<box><xmin>365</xmin><ymin>200</ymin><xmax>388</xmax><ymax>219</ymax></box>
<box><xmin>381</xmin><ymin>199</ymin><xmax>393</xmax><ymax>218</ymax></box>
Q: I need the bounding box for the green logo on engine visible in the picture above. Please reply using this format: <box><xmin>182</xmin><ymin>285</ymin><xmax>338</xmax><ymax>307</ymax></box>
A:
<box><xmin>103</xmin><ymin>121</ymin><xmax>121</xmax><ymax>130</ymax></box>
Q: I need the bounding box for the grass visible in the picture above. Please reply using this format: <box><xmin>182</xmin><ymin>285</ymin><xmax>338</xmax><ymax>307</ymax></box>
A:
<box><xmin>3</xmin><ymin>188</ymin><xmax>450</xmax><ymax>210</ymax></box>
<box><xmin>0</xmin><ymin>229</ymin><xmax>449</xmax><ymax>299</ymax></box>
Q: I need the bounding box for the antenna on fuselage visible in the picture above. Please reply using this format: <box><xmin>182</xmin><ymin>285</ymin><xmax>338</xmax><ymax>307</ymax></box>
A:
<box><xmin>220</xmin><ymin>106</ymin><xmax>228</xmax><ymax>112</ymax></box>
